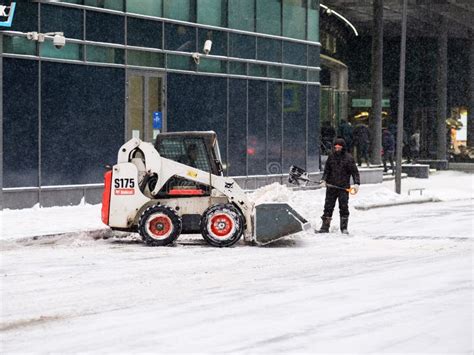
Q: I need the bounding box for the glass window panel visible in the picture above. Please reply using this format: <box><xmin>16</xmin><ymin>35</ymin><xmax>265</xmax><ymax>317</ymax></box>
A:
<box><xmin>87</xmin><ymin>45</ymin><xmax>124</xmax><ymax>64</ymax></box>
<box><xmin>307</xmin><ymin>0</ymin><xmax>319</xmax><ymax>42</ymax></box>
<box><xmin>86</xmin><ymin>11</ymin><xmax>125</xmax><ymax>44</ymax></box>
<box><xmin>268</xmin><ymin>66</ymin><xmax>282</xmax><ymax>78</ymax></box>
<box><xmin>148</xmin><ymin>77</ymin><xmax>163</xmax><ymax>142</ymax></box>
<box><xmin>2</xmin><ymin>36</ymin><xmax>37</xmax><ymax>55</ymax></box>
<box><xmin>229</xmin><ymin>61</ymin><xmax>246</xmax><ymax>75</ymax></box>
<box><xmin>283</xmin><ymin>83</ymin><xmax>306</xmax><ymax>171</ymax></box>
<box><xmin>257</xmin><ymin>37</ymin><xmax>281</xmax><ymax>63</ymax></box>
<box><xmin>163</xmin><ymin>0</ymin><xmax>195</xmax><ymax>22</ymax></box>
<box><xmin>128</xmin><ymin>76</ymin><xmax>145</xmax><ymax>140</ymax></box>
<box><xmin>228</xmin><ymin>79</ymin><xmax>247</xmax><ymax>176</ymax></box>
<box><xmin>9</xmin><ymin>1</ymin><xmax>38</xmax><ymax>33</ymax></box>
<box><xmin>127</xmin><ymin>18</ymin><xmax>162</xmax><ymax>49</ymax></box>
<box><xmin>60</xmin><ymin>0</ymin><xmax>82</xmax><ymax>3</ymax></box>
<box><xmin>128</xmin><ymin>50</ymin><xmax>164</xmax><ymax>68</ymax></box>
<box><xmin>165</xmin><ymin>24</ymin><xmax>196</xmax><ymax>52</ymax></box>
<box><xmin>256</xmin><ymin>0</ymin><xmax>281</xmax><ymax>36</ymax></box>
<box><xmin>308</xmin><ymin>69</ymin><xmax>319</xmax><ymax>83</ymax></box>
<box><xmin>283</xmin><ymin>41</ymin><xmax>307</xmax><ymax>65</ymax></box>
<box><xmin>127</xmin><ymin>0</ymin><xmax>162</xmax><ymax>17</ymax></box>
<box><xmin>167</xmin><ymin>54</ymin><xmax>194</xmax><ymax>70</ymax></box>
<box><xmin>197</xmin><ymin>0</ymin><xmax>226</xmax><ymax>27</ymax></box>
<box><xmin>41</xmin><ymin>4</ymin><xmax>83</xmax><ymax>40</ymax></box>
<box><xmin>228</xmin><ymin>0</ymin><xmax>254</xmax><ymax>32</ymax></box>
<box><xmin>249</xmin><ymin>64</ymin><xmax>266</xmax><ymax>77</ymax></box>
<box><xmin>40</xmin><ymin>41</ymin><xmax>82</xmax><ymax>60</ymax></box>
<box><xmin>307</xmin><ymin>85</ymin><xmax>319</xmax><ymax>171</ymax></box>
<box><xmin>198</xmin><ymin>58</ymin><xmax>227</xmax><ymax>73</ymax></box>
<box><xmin>248</xmin><ymin>81</ymin><xmax>267</xmax><ymax>175</ymax></box>
<box><xmin>267</xmin><ymin>82</ymin><xmax>282</xmax><ymax>174</ymax></box>
<box><xmin>283</xmin><ymin>0</ymin><xmax>306</xmax><ymax>40</ymax></box>
<box><xmin>283</xmin><ymin>67</ymin><xmax>306</xmax><ymax>81</ymax></box>
<box><xmin>308</xmin><ymin>44</ymin><xmax>319</xmax><ymax>67</ymax></box>
<box><xmin>84</xmin><ymin>0</ymin><xmax>124</xmax><ymax>11</ymax></box>
<box><xmin>229</xmin><ymin>33</ymin><xmax>255</xmax><ymax>60</ymax></box>
<box><xmin>198</xmin><ymin>29</ymin><xmax>227</xmax><ymax>56</ymax></box>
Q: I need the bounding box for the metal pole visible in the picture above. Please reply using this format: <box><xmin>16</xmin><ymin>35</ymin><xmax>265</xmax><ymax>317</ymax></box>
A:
<box><xmin>436</xmin><ymin>16</ymin><xmax>448</xmax><ymax>161</ymax></box>
<box><xmin>395</xmin><ymin>0</ymin><xmax>408</xmax><ymax>194</ymax></box>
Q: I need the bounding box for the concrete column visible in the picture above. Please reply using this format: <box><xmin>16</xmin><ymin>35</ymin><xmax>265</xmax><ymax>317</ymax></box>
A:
<box><xmin>468</xmin><ymin>32</ymin><xmax>474</xmax><ymax>148</ymax></box>
<box><xmin>370</xmin><ymin>0</ymin><xmax>383</xmax><ymax>165</ymax></box>
<box><xmin>436</xmin><ymin>16</ymin><xmax>448</xmax><ymax>160</ymax></box>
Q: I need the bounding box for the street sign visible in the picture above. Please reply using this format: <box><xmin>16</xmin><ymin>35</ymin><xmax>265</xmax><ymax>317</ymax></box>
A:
<box><xmin>152</xmin><ymin>112</ymin><xmax>162</xmax><ymax>129</ymax></box>
<box><xmin>352</xmin><ymin>98</ymin><xmax>390</xmax><ymax>108</ymax></box>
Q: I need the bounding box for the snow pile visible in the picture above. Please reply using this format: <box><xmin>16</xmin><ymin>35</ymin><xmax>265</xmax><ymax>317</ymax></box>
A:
<box><xmin>249</xmin><ymin>182</ymin><xmax>292</xmax><ymax>205</ymax></box>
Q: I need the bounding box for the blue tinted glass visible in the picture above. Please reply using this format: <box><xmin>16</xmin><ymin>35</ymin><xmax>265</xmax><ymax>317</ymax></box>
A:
<box><xmin>307</xmin><ymin>85</ymin><xmax>320</xmax><ymax>171</ymax></box>
<box><xmin>248</xmin><ymin>81</ymin><xmax>267</xmax><ymax>175</ymax></box>
<box><xmin>283</xmin><ymin>83</ymin><xmax>306</xmax><ymax>171</ymax></box>
<box><xmin>41</xmin><ymin>4</ymin><xmax>83</xmax><ymax>39</ymax></box>
<box><xmin>3</xmin><ymin>59</ymin><xmax>39</xmax><ymax>188</ymax></box>
<box><xmin>283</xmin><ymin>41</ymin><xmax>307</xmax><ymax>65</ymax></box>
<box><xmin>228</xmin><ymin>79</ymin><xmax>247</xmax><ymax>176</ymax></box>
<box><xmin>127</xmin><ymin>18</ymin><xmax>162</xmax><ymax>49</ymax></box>
<box><xmin>41</xmin><ymin>63</ymin><xmax>125</xmax><ymax>185</ymax></box>
<box><xmin>86</xmin><ymin>11</ymin><xmax>125</xmax><ymax>44</ymax></box>
<box><xmin>165</xmin><ymin>24</ymin><xmax>196</xmax><ymax>52</ymax></box>
<box><xmin>257</xmin><ymin>37</ymin><xmax>281</xmax><ymax>63</ymax></box>
<box><xmin>267</xmin><ymin>82</ymin><xmax>283</xmax><ymax>174</ymax></box>
<box><xmin>229</xmin><ymin>33</ymin><xmax>256</xmax><ymax>60</ymax></box>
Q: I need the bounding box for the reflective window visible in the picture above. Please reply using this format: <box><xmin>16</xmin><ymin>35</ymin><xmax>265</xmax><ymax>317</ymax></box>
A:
<box><xmin>256</xmin><ymin>0</ymin><xmax>281</xmax><ymax>36</ymax></box>
<box><xmin>41</xmin><ymin>4</ymin><xmax>83</xmax><ymax>40</ymax></box>
<box><xmin>87</xmin><ymin>45</ymin><xmax>125</xmax><ymax>64</ymax></box>
<box><xmin>84</xmin><ymin>0</ymin><xmax>124</xmax><ymax>11</ymax></box>
<box><xmin>127</xmin><ymin>0</ymin><xmax>162</xmax><ymax>17</ymax></box>
<box><xmin>283</xmin><ymin>67</ymin><xmax>306</xmax><ymax>81</ymax></box>
<box><xmin>128</xmin><ymin>50</ymin><xmax>164</xmax><ymax>68</ymax></box>
<box><xmin>283</xmin><ymin>83</ymin><xmax>306</xmax><ymax>171</ymax></box>
<box><xmin>198</xmin><ymin>58</ymin><xmax>227</xmax><ymax>73</ymax></box>
<box><xmin>2</xmin><ymin>36</ymin><xmax>36</xmax><ymax>56</ymax></box>
<box><xmin>257</xmin><ymin>38</ymin><xmax>281</xmax><ymax>63</ymax></box>
<box><xmin>228</xmin><ymin>79</ymin><xmax>247</xmax><ymax>176</ymax></box>
<box><xmin>86</xmin><ymin>11</ymin><xmax>125</xmax><ymax>44</ymax></box>
<box><xmin>283</xmin><ymin>0</ymin><xmax>306</xmax><ymax>40</ymax></box>
<box><xmin>197</xmin><ymin>0</ymin><xmax>226</xmax><ymax>27</ymax></box>
<box><xmin>40</xmin><ymin>41</ymin><xmax>82</xmax><ymax>60</ymax></box>
<box><xmin>127</xmin><ymin>18</ymin><xmax>162</xmax><ymax>49</ymax></box>
<box><xmin>164</xmin><ymin>0</ymin><xmax>196</xmax><ymax>22</ymax></box>
<box><xmin>307</xmin><ymin>85</ymin><xmax>320</xmax><ymax>170</ymax></box>
<box><xmin>248</xmin><ymin>81</ymin><xmax>267</xmax><ymax>175</ymax></box>
<box><xmin>308</xmin><ymin>69</ymin><xmax>319</xmax><ymax>83</ymax></box>
<box><xmin>165</xmin><ymin>24</ymin><xmax>196</xmax><ymax>52</ymax></box>
<box><xmin>9</xmin><ymin>1</ymin><xmax>38</xmax><ymax>33</ymax></box>
<box><xmin>3</xmin><ymin>58</ymin><xmax>39</xmax><ymax>188</ymax></box>
<box><xmin>229</xmin><ymin>62</ymin><xmax>246</xmax><ymax>75</ymax></box>
<box><xmin>228</xmin><ymin>0</ymin><xmax>254</xmax><ymax>31</ymax></box>
<box><xmin>229</xmin><ymin>33</ymin><xmax>255</xmax><ymax>60</ymax></box>
<box><xmin>283</xmin><ymin>41</ymin><xmax>307</xmax><ymax>66</ymax></box>
<box><xmin>268</xmin><ymin>66</ymin><xmax>282</xmax><ymax>78</ymax></box>
<box><xmin>198</xmin><ymin>29</ymin><xmax>227</xmax><ymax>56</ymax></box>
<box><xmin>308</xmin><ymin>44</ymin><xmax>320</xmax><ymax>67</ymax></box>
<box><xmin>267</xmin><ymin>82</ymin><xmax>283</xmax><ymax>174</ymax></box>
<box><xmin>307</xmin><ymin>0</ymin><xmax>319</xmax><ymax>42</ymax></box>
<box><xmin>167</xmin><ymin>54</ymin><xmax>194</xmax><ymax>70</ymax></box>
<box><xmin>249</xmin><ymin>64</ymin><xmax>266</xmax><ymax>77</ymax></box>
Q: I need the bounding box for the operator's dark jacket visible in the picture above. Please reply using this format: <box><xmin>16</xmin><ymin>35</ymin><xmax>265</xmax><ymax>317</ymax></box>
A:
<box><xmin>322</xmin><ymin>141</ymin><xmax>360</xmax><ymax>188</ymax></box>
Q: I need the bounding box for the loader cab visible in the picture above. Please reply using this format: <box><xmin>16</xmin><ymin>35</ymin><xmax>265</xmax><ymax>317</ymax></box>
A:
<box><xmin>154</xmin><ymin>131</ymin><xmax>224</xmax><ymax>176</ymax></box>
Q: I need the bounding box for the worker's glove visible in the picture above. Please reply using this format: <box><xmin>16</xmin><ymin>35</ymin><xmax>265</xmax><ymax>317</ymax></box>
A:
<box><xmin>351</xmin><ymin>184</ymin><xmax>360</xmax><ymax>194</ymax></box>
<box><xmin>319</xmin><ymin>180</ymin><xmax>327</xmax><ymax>188</ymax></box>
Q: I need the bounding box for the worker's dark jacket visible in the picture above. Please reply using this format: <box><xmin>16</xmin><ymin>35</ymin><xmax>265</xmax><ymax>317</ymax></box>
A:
<box><xmin>322</xmin><ymin>151</ymin><xmax>360</xmax><ymax>188</ymax></box>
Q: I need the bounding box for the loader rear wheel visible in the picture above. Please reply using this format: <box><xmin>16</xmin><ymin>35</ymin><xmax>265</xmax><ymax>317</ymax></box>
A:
<box><xmin>139</xmin><ymin>205</ymin><xmax>182</xmax><ymax>246</ymax></box>
<box><xmin>200</xmin><ymin>204</ymin><xmax>244</xmax><ymax>247</ymax></box>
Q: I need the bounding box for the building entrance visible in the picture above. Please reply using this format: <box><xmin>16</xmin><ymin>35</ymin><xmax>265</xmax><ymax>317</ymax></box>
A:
<box><xmin>127</xmin><ymin>71</ymin><xmax>166</xmax><ymax>142</ymax></box>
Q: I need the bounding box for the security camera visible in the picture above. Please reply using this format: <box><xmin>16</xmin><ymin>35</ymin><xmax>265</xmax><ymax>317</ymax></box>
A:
<box><xmin>203</xmin><ymin>40</ymin><xmax>212</xmax><ymax>55</ymax></box>
<box><xmin>53</xmin><ymin>34</ymin><xmax>66</xmax><ymax>49</ymax></box>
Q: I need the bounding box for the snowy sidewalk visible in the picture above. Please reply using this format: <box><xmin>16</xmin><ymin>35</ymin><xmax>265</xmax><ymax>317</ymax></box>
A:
<box><xmin>1</xmin><ymin>170</ymin><xmax>473</xmax><ymax>241</ymax></box>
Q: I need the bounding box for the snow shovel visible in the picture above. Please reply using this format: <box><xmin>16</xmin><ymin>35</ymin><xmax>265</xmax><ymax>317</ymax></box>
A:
<box><xmin>288</xmin><ymin>165</ymin><xmax>357</xmax><ymax>195</ymax></box>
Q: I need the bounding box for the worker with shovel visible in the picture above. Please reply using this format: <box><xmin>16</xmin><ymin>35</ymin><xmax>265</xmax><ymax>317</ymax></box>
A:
<box><xmin>318</xmin><ymin>138</ymin><xmax>360</xmax><ymax>234</ymax></box>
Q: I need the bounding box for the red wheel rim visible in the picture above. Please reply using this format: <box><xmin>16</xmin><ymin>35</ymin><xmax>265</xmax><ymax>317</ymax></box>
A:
<box><xmin>210</xmin><ymin>214</ymin><xmax>234</xmax><ymax>238</ymax></box>
<box><xmin>148</xmin><ymin>215</ymin><xmax>172</xmax><ymax>239</ymax></box>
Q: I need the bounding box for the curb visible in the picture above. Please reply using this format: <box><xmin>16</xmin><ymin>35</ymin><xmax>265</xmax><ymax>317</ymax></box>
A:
<box><xmin>354</xmin><ymin>197</ymin><xmax>440</xmax><ymax>211</ymax></box>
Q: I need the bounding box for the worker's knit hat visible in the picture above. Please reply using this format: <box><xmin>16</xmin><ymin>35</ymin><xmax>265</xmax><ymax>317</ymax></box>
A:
<box><xmin>334</xmin><ymin>138</ymin><xmax>346</xmax><ymax>147</ymax></box>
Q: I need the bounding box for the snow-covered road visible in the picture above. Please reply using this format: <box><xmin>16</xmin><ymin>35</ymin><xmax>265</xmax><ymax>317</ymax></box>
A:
<box><xmin>1</xmin><ymin>171</ymin><xmax>473</xmax><ymax>353</ymax></box>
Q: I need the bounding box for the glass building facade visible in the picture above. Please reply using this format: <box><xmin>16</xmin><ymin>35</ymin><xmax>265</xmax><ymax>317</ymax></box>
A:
<box><xmin>1</xmin><ymin>0</ymin><xmax>320</xmax><ymax>207</ymax></box>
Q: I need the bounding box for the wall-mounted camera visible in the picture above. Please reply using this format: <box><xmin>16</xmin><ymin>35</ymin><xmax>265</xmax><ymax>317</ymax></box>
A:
<box><xmin>192</xmin><ymin>40</ymin><xmax>213</xmax><ymax>65</ymax></box>
<box><xmin>53</xmin><ymin>33</ymin><xmax>66</xmax><ymax>49</ymax></box>
<box><xmin>26</xmin><ymin>31</ymin><xmax>66</xmax><ymax>49</ymax></box>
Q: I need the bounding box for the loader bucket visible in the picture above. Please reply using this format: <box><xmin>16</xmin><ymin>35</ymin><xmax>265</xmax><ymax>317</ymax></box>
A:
<box><xmin>254</xmin><ymin>203</ymin><xmax>311</xmax><ymax>245</ymax></box>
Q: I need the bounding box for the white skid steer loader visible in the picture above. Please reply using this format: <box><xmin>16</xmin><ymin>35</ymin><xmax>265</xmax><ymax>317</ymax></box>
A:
<box><xmin>101</xmin><ymin>131</ymin><xmax>310</xmax><ymax>247</ymax></box>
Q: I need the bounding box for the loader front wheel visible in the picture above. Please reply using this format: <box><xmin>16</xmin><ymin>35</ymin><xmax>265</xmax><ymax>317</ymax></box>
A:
<box><xmin>139</xmin><ymin>205</ymin><xmax>182</xmax><ymax>246</ymax></box>
<box><xmin>200</xmin><ymin>204</ymin><xmax>244</xmax><ymax>247</ymax></box>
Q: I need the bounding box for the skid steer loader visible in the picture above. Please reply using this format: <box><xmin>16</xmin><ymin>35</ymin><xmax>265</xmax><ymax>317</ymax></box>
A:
<box><xmin>101</xmin><ymin>131</ymin><xmax>310</xmax><ymax>247</ymax></box>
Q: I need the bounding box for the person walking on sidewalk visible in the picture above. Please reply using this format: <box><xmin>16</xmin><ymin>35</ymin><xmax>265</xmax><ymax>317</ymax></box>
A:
<box><xmin>382</xmin><ymin>128</ymin><xmax>395</xmax><ymax>174</ymax></box>
<box><xmin>353</xmin><ymin>123</ymin><xmax>370</xmax><ymax>167</ymax></box>
<box><xmin>317</xmin><ymin>138</ymin><xmax>360</xmax><ymax>234</ymax></box>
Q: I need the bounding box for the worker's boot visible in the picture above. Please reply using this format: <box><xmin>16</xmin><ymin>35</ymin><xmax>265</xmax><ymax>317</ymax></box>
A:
<box><xmin>317</xmin><ymin>216</ymin><xmax>332</xmax><ymax>233</ymax></box>
<box><xmin>340</xmin><ymin>217</ymin><xmax>349</xmax><ymax>234</ymax></box>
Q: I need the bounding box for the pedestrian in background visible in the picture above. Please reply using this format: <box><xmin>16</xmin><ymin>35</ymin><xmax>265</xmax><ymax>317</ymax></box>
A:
<box><xmin>409</xmin><ymin>130</ymin><xmax>420</xmax><ymax>163</ymax></box>
<box><xmin>382</xmin><ymin>128</ymin><xmax>395</xmax><ymax>174</ymax></box>
<box><xmin>353</xmin><ymin>123</ymin><xmax>370</xmax><ymax>167</ymax></box>
<box><xmin>338</xmin><ymin>120</ymin><xmax>354</xmax><ymax>155</ymax></box>
<box><xmin>318</xmin><ymin>138</ymin><xmax>360</xmax><ymax>234</ymax></box>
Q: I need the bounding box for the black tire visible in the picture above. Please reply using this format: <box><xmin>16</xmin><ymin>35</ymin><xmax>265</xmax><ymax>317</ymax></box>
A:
<box><xmin>200</xmin><ymin>204</ymin><xmax>244</xmax><ymax>247</ymax></box>
<box><xmin>138</xmin><ymin>205</ymin><xmax>182</xmax><ymax>246</ymax></box>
